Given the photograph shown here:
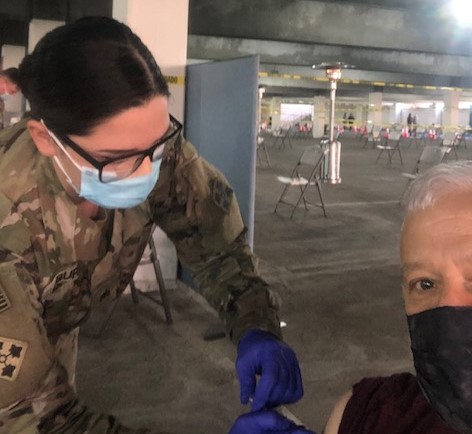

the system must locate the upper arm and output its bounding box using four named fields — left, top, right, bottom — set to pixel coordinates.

left=0, top=262, right=54, bottom=409
left=152, top=138, right=245, bottom=262
left=151, top=137, right=280, bottom=342
left=323, top=389, right=353, bottom=434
